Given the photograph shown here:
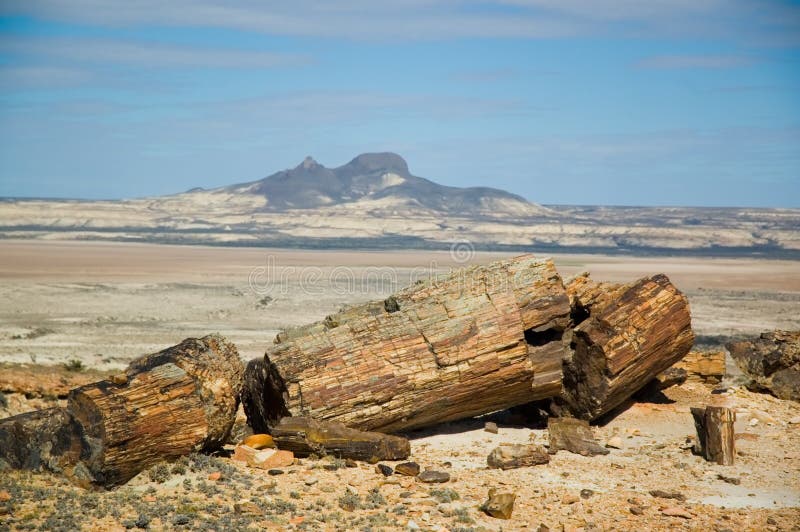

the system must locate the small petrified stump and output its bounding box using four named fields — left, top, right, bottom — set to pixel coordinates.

left=270, top=416, right=410, bottom=461
left=482, top=490, right=516, bottom=519
left=547, top=417, right=609, bottom=456
left=671, top=351, right=726, bottom=384
left=691, top=406, right=735, bottom=465
left=487, top=443, right=549, bottom=469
